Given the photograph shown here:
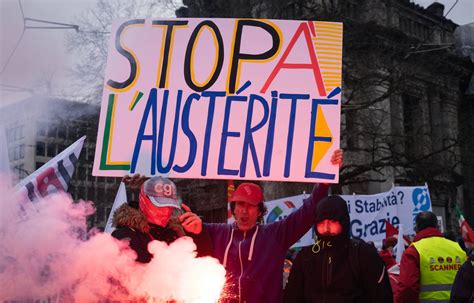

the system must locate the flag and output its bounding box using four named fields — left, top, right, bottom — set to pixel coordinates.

left=395, top=224, right=405, bottom=263
left=104, top=182, right=127, bottom=233
left=0, top=125, right=12, bottom=187
left=14, top=136, right=85, bottom=203
left=455, top=205, right=474, bottom=246
left=386, top=220, right=411, bottom=246
left=227, top=180, right=235, bottom=223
